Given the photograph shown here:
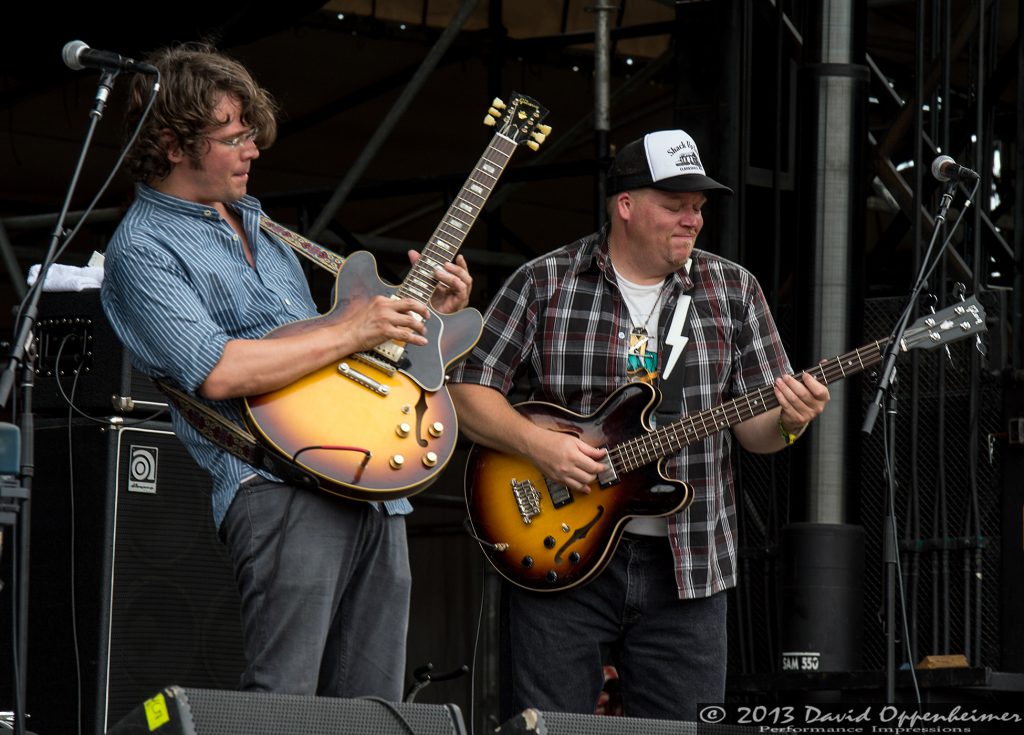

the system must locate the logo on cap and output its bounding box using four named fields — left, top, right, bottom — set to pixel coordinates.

left=665, top=139, right=703, bottom=174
